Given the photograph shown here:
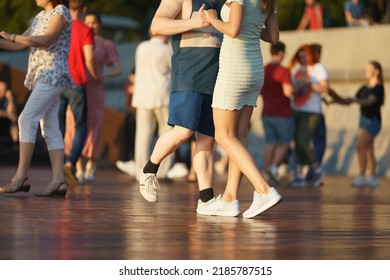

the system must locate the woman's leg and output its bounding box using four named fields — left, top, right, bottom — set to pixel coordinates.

left=39, top=85, right=66, bottom=185
left=13, top=142, right=35, bottom=181
left=223, top=106, right=253, bottom=201
left=13, top=81, right=62, bottom=182
left=365, top=135, right=376, bottom=177
left=213, top=106, right=270, bottom=196
left=356, top=128, right=372, bottom=176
